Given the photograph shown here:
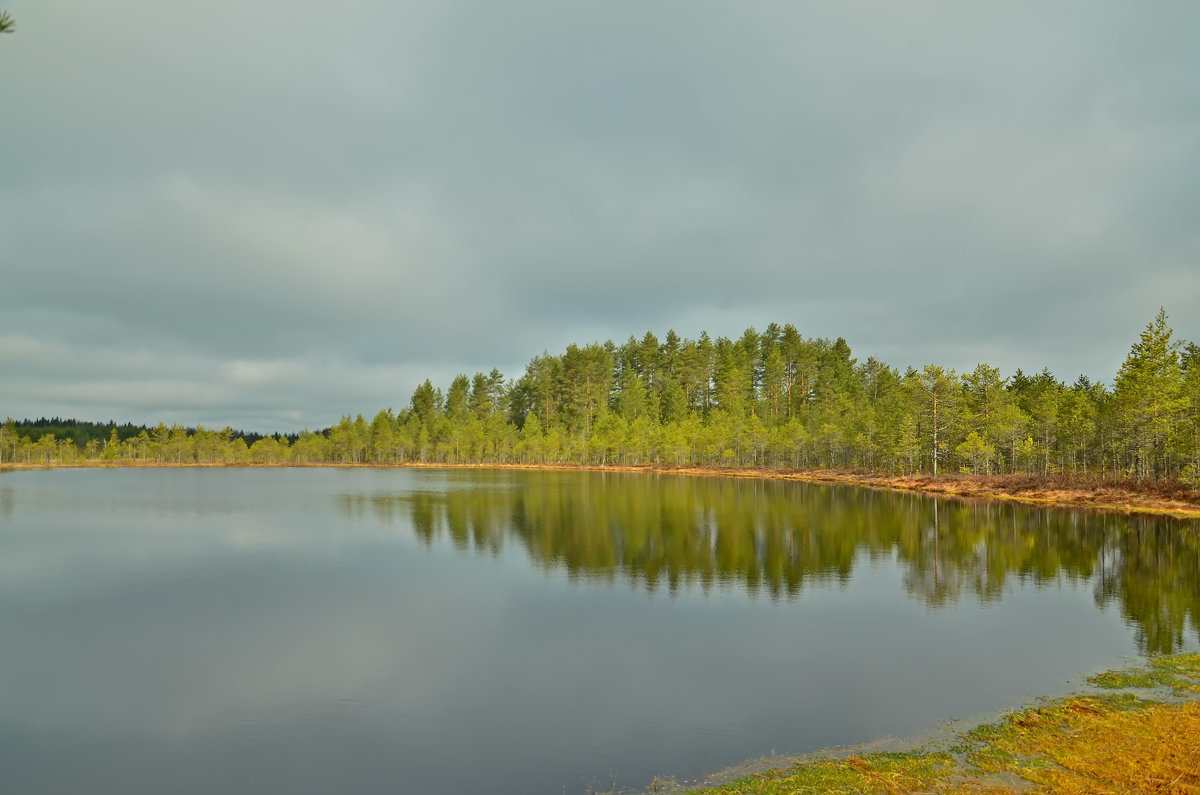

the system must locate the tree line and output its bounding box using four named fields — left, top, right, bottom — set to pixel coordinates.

left=0, top=419, right=280, bottom=466
left=4, top=309, right=1199, bottom=483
